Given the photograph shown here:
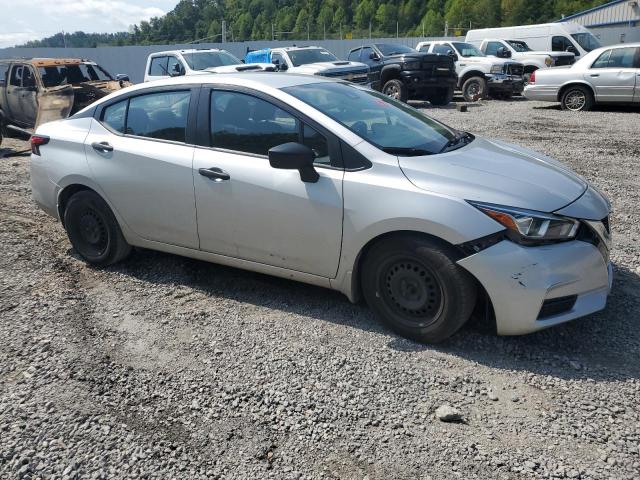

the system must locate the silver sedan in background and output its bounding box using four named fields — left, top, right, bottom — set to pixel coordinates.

left=524, top=42, right=640, bottom=111
left=30, top=74, right=612, bottom=343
